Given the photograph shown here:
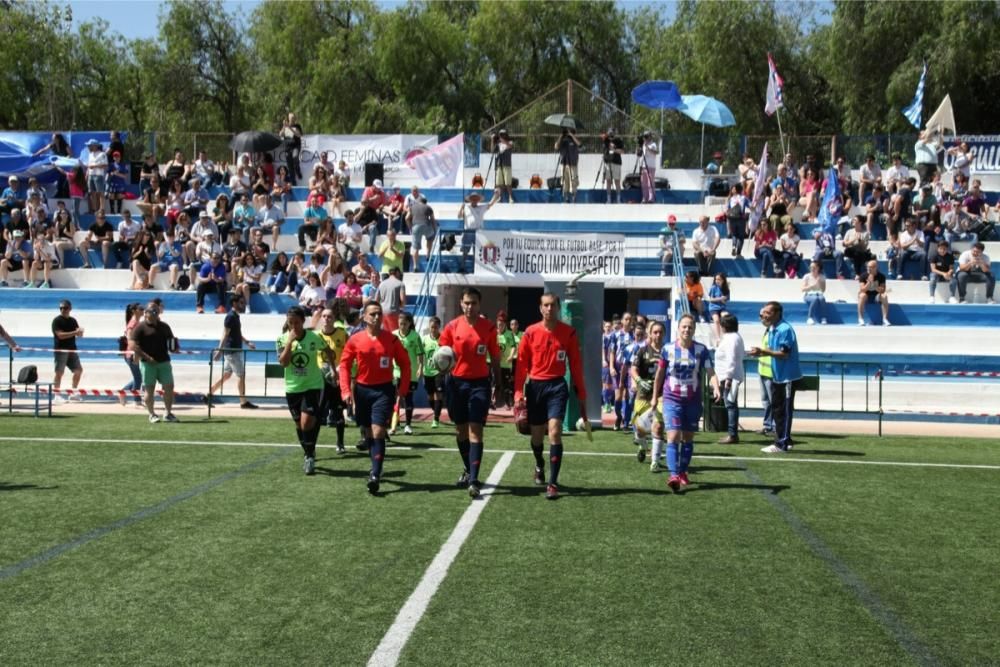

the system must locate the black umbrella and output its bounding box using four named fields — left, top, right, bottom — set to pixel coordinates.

left=544, top=113, right=585, bottom=131
left=229, top=130, right=283, bottom=154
